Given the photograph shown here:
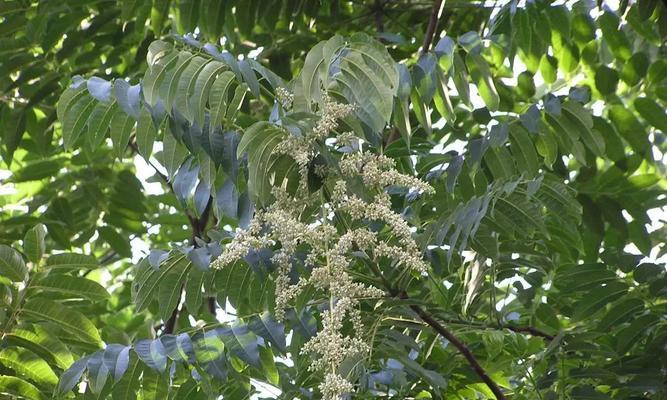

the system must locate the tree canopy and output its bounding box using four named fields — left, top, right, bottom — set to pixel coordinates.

left=1, top=0, right=666, bottom=399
